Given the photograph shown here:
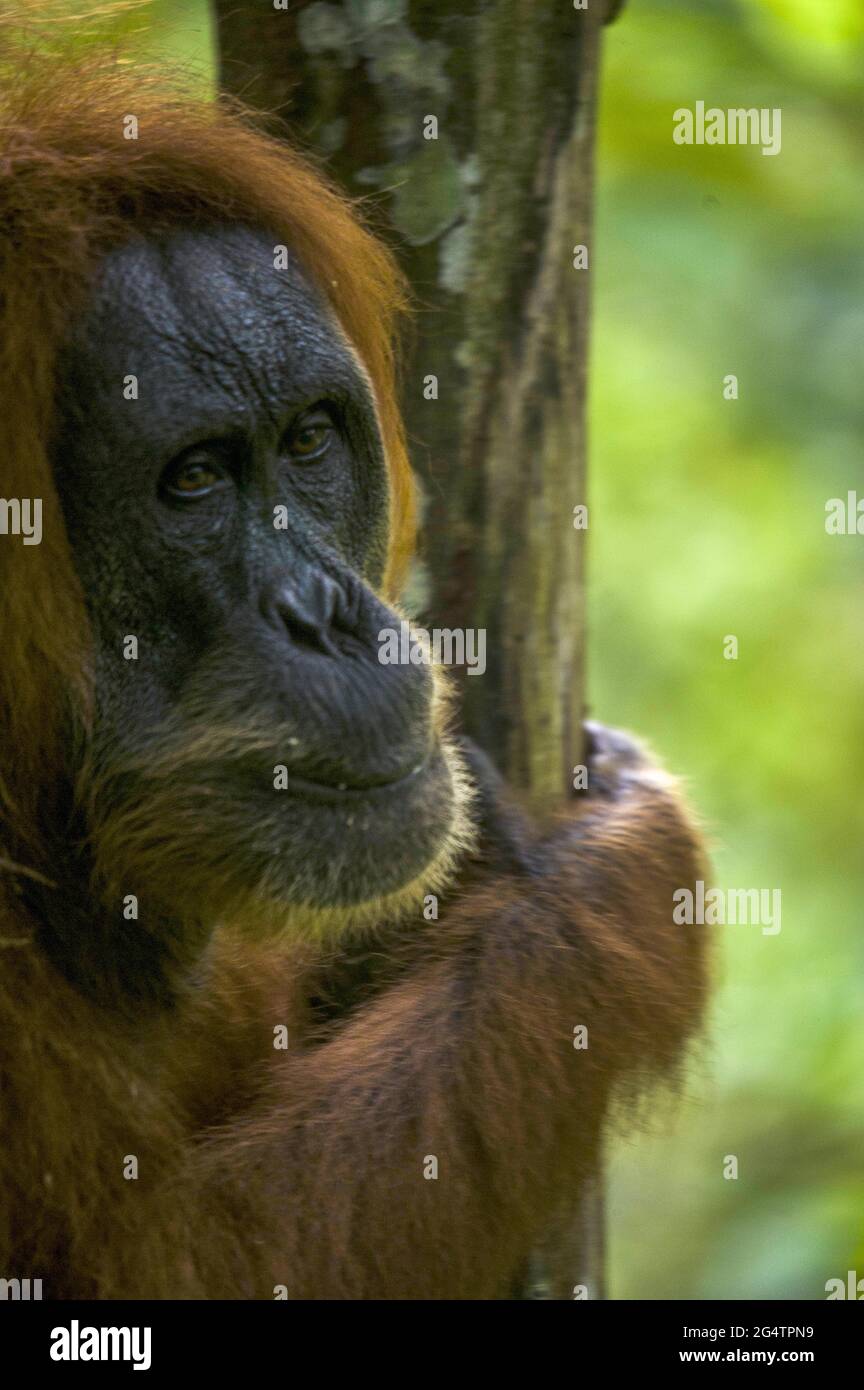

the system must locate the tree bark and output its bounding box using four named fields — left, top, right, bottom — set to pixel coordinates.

left=213, top=0, right=618, bottom=1300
